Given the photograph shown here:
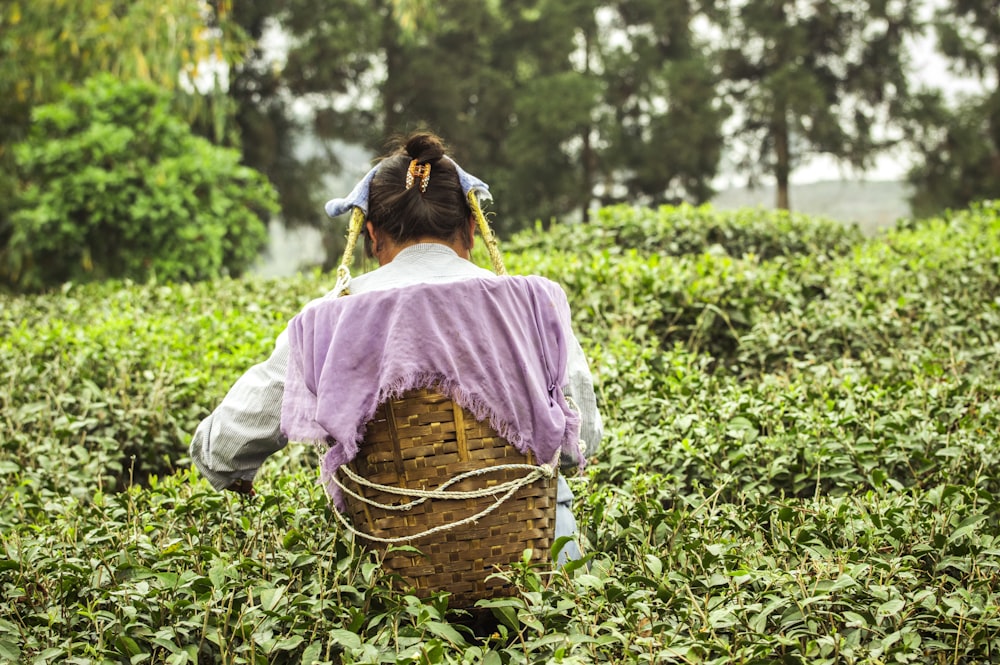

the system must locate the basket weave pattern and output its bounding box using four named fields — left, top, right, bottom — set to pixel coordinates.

left=340, top=388, right=557, bottom=608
